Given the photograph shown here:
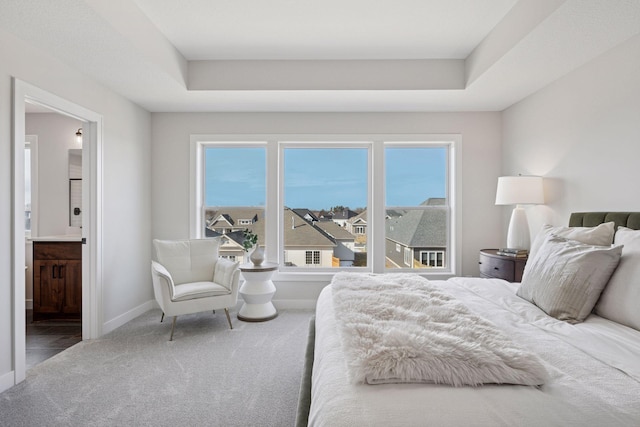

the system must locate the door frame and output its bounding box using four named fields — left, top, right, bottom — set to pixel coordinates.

left=12, top=78, right=103, bottom=384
